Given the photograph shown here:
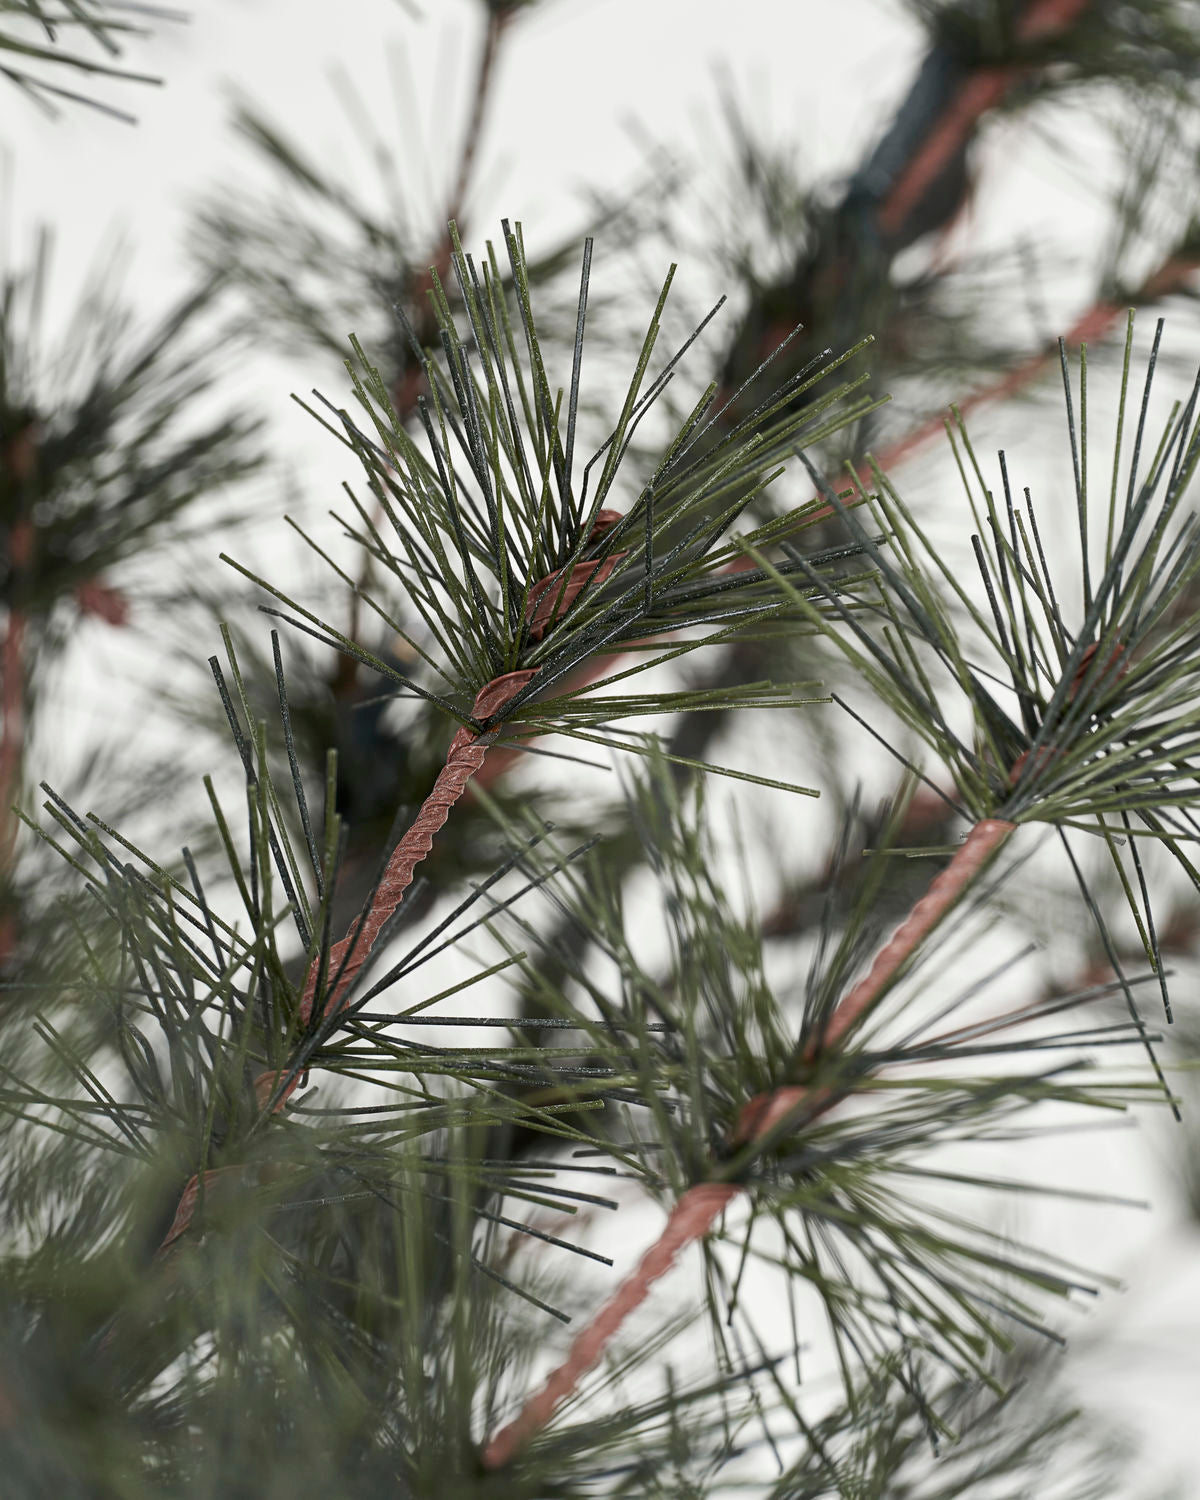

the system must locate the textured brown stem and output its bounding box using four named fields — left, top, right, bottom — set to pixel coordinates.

left=724, top=250, right=1199, bottom=584
left=812, top=818, right=1015, bottom=1055
left=156, top=1164, right=245, bottom=1256
left=0, top=606, right=26, bottom=874
left=256, top=668, right=537, bottom=1112
left=480, top=818, right=1015, bottom=1465
left=471, top=512, right=623, bottom=787
left=306, top=669, right=537, bottom=1023
left=160, top=668, right=537, bottom=1257
left=524, top=553, right=628, bottom=642
left=473, top=661, right=596, bottom=790
left=862, top=249, right=1198, bottom=481
left=481, top=1182, right=740, bottom=1469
